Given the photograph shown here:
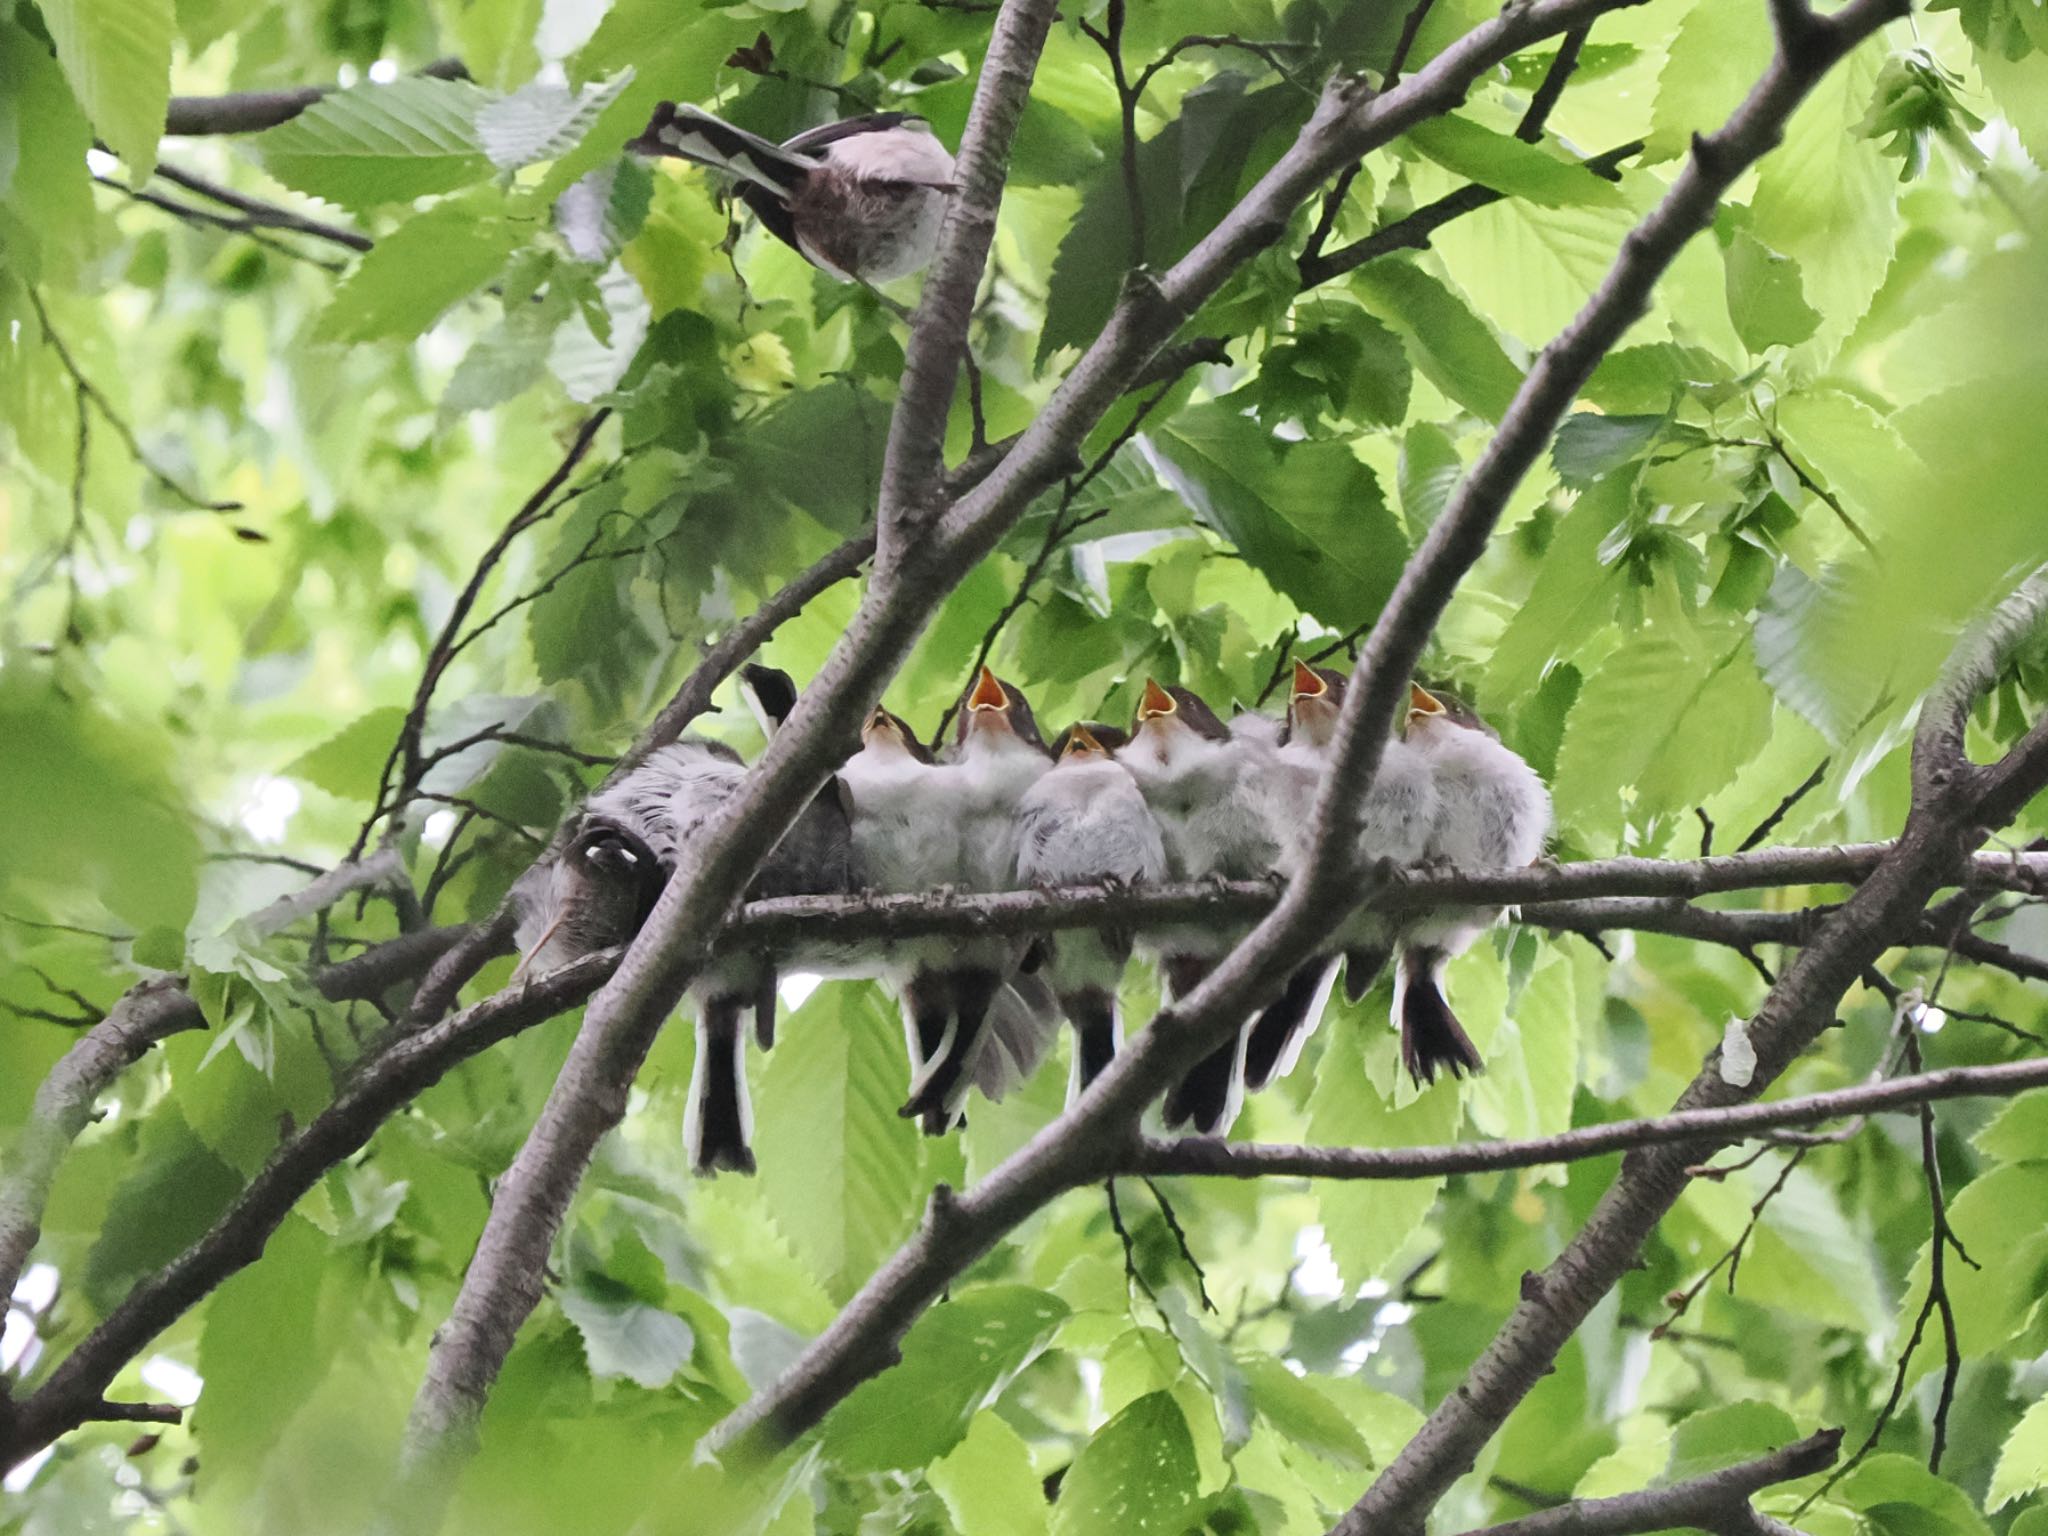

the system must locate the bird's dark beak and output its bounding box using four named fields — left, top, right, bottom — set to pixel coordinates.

left=968, top=666, right=1008, bottom=714
left=1292, top=660, right=1326, bottom=701
left=1136, top=678, right=1176, bottom=723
